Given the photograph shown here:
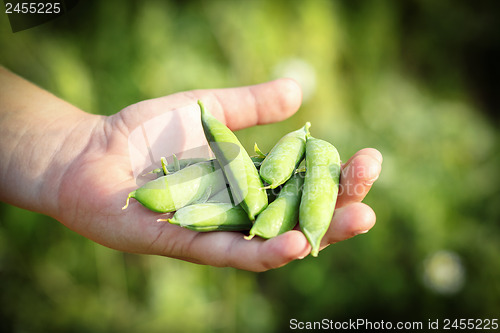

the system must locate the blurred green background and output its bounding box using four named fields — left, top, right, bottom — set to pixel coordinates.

left=1, top=0, right=499, bottom=332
